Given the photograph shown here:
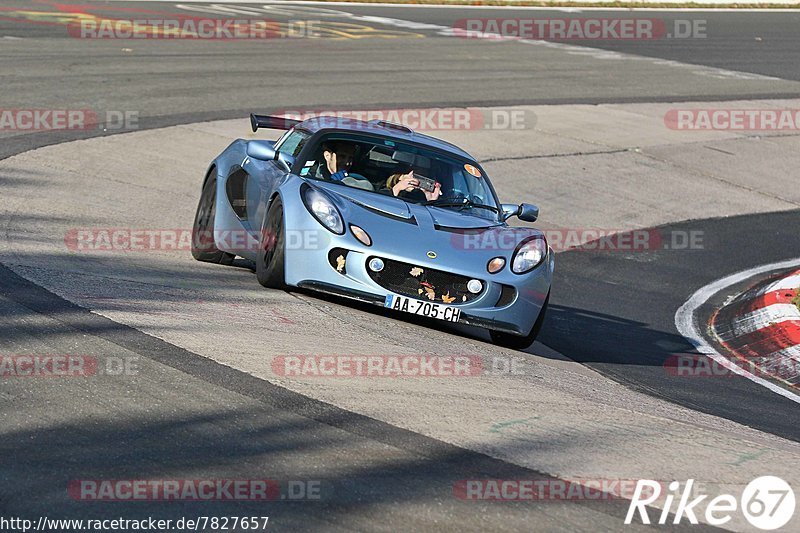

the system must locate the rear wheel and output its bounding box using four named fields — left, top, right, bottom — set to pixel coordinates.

left=490, top=292, right=549, bottom=350
left=256, top=198, right=287, bottom=289
left=191, top=174, right=235, bottom=265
